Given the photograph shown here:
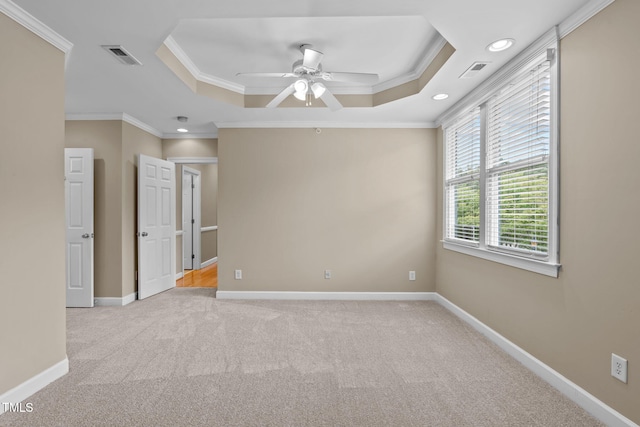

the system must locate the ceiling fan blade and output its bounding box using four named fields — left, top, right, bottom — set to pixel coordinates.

left=266, top=84, right=296, bottom=108
left=302, top=48, right=323, bottom=70
left=317, top=84, right=343, bottom=111
left=321, top=72, right=379, bottom=85
left=236, top=72, right=297, bottom=78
